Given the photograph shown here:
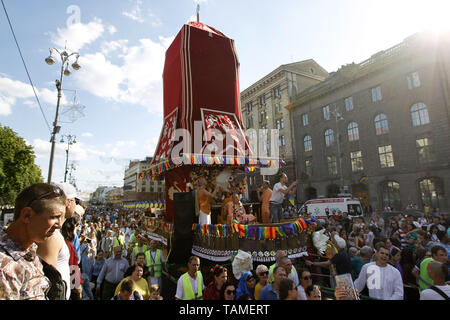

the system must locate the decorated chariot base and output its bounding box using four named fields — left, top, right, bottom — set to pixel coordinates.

left=143, top=216, right=316, bottom=263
